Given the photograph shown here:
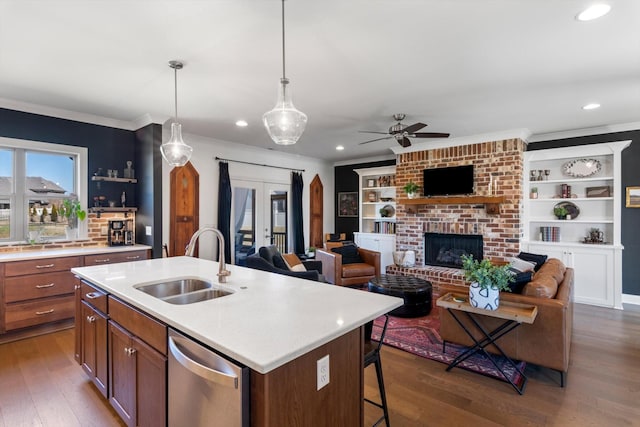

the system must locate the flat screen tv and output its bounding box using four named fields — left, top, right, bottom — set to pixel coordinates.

left=423, top=165, right=474, bottom=196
